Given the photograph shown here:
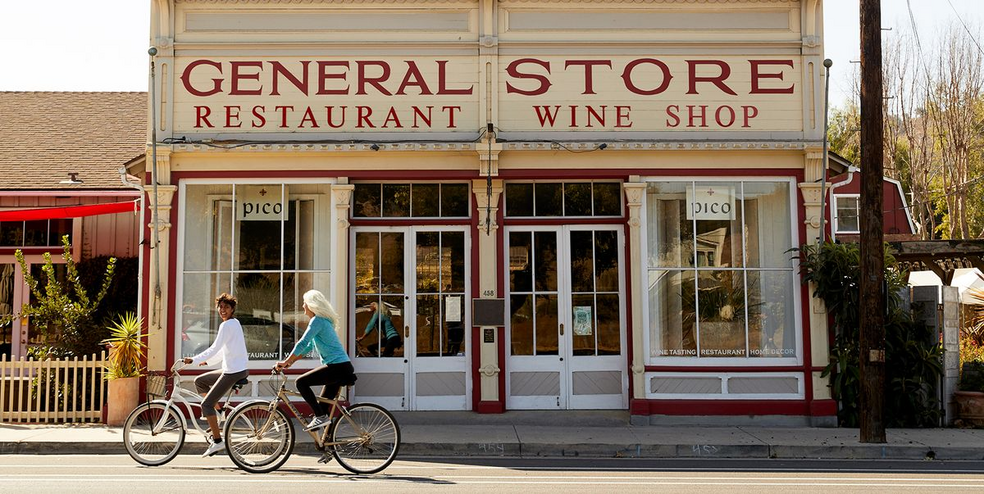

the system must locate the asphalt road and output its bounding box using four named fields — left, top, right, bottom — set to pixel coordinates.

left=2, top=455, right=984, bottom=493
